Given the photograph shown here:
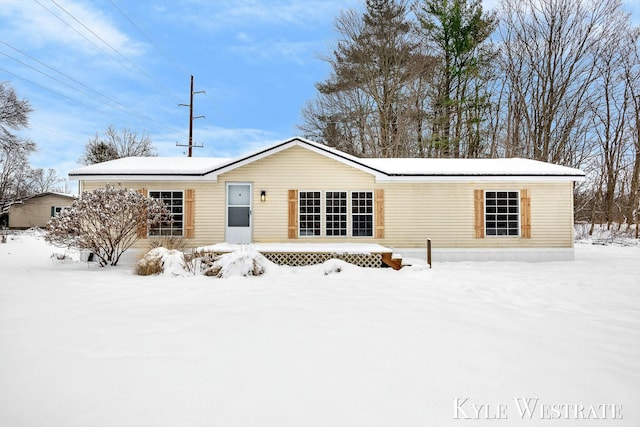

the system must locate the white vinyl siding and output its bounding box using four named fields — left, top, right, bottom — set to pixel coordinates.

left=78, top=146, right=576, bottom=250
